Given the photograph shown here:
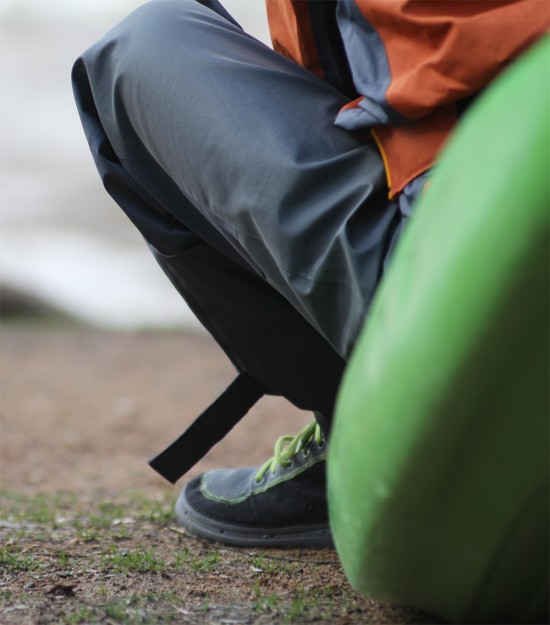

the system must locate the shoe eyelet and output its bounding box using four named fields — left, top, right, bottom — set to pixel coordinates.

left=301, top=448, right=310, bottom=459
left=316, top=439, right=326, bottom=451
left=275, top=461, right=293, bottom=475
